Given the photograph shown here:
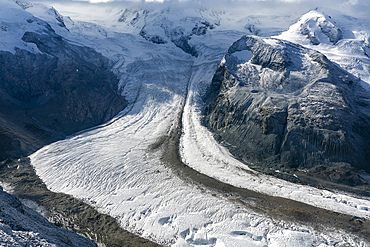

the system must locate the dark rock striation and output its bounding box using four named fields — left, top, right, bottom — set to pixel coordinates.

left=203, top=35, right=370, bottom=186
left=0, top=23, right=126, bottom=160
